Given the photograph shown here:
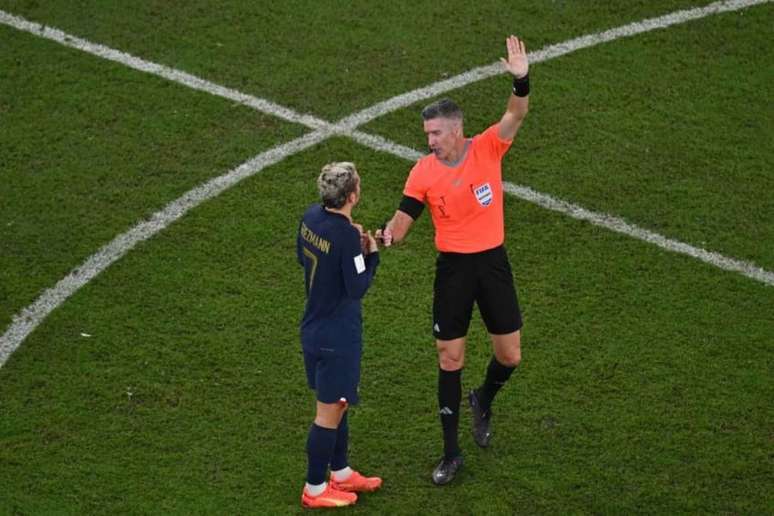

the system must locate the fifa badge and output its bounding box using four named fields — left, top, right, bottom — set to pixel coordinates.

left=474, top=183, right=493, bottom=207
